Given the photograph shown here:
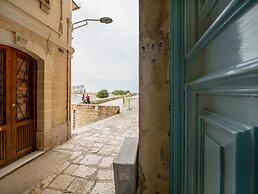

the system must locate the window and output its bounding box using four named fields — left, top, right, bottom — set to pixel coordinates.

left=39, top=0, right=53, bottom=14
